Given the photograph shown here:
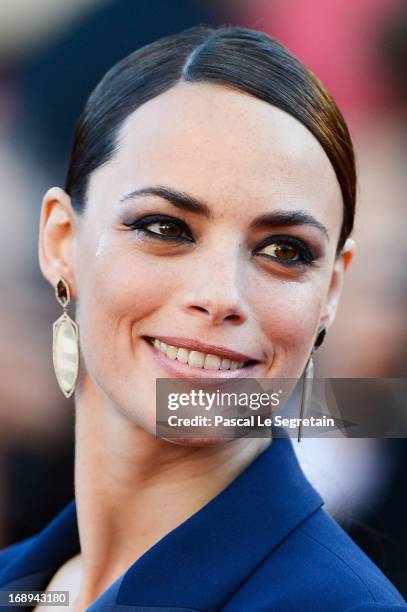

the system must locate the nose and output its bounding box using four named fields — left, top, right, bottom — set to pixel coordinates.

left=180, top=244, right=248, bottom=327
